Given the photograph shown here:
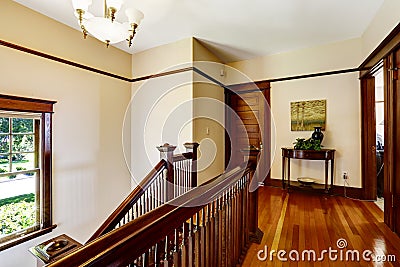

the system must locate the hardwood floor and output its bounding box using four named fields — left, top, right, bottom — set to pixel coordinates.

left=243, top=186, right=400, bottom=266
